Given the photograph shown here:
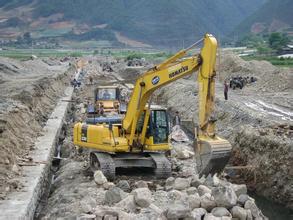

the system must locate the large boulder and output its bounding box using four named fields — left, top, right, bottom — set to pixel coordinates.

left=232, top=184, right=247, bottom=197
left=190, top=175, right=205, bottom=188
left=211, top=186, right=237, bottom=208
left=138, top=204, right=166, bottom=220
left=95, top=205, right=134, bottom=220
left=135, top=180, right=148, bottom=188
left=244, top=200, right=266, bottom=219
left=198, top=185, right=212, bottom=196
left=231, top=206, right=248, bottom=220
left=203, top=213, right=221, bottom=220
left=116, top=180, right=130, bottom=192
left=186, top=187, right=198, bottom=195
left=165, top=177, right=175, bottom=191
left=211, top=207, right=231, bottom=217
left=170, top=126, right=190, bottom=143
left=188, top=194, right=201, bottom=209
left=190, top=208, right=207, bottom=220
left=165, top=177, right=175, bottom=186
left=103, top=182, right=115, bottom=190
left=237, top=194, right=250, bottom=206
left=165, top=203, right=191, bottom=219
left=132, top=188, right=152, bottom=208
left=94, top=170, right=107, bottom=185
left=167, top=190, right=187, bottom=202
left=104, top=187, right=127, bottom=205
left=115, top=195, right=137, bottom=213
left=200, top=193, right=217, bottom=211
left=173, top=177, right=190, bottom=190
